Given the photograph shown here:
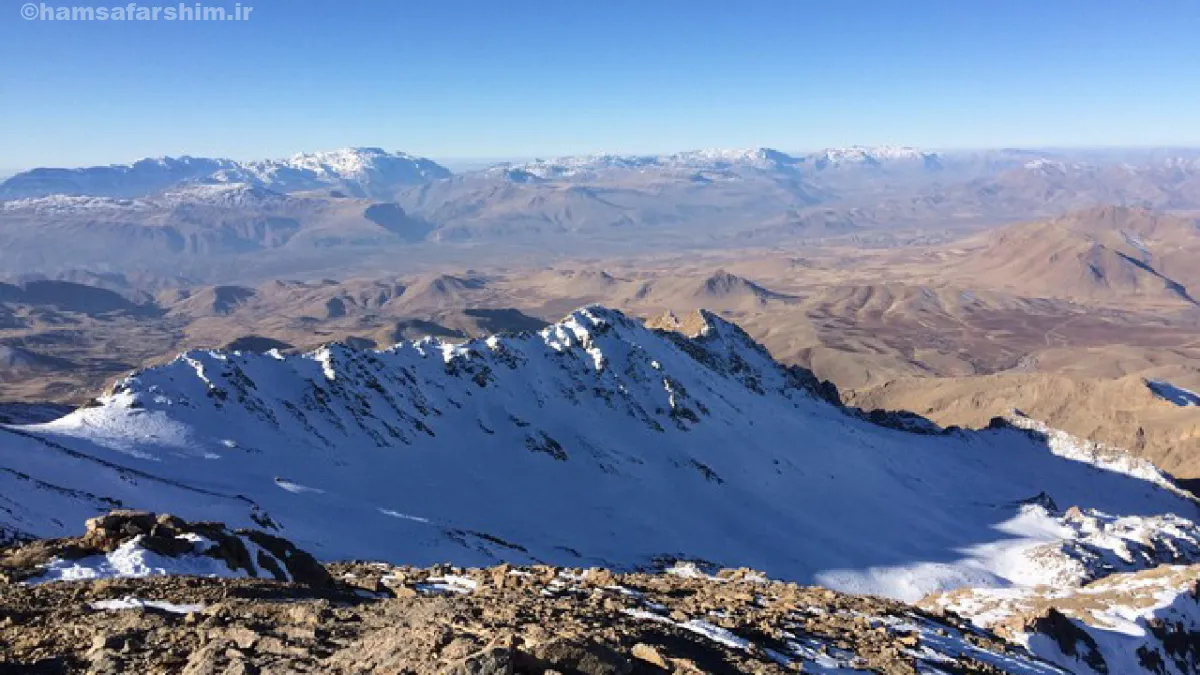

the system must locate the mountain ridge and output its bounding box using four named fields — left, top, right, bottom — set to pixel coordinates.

left=948, top=205, right=1200, bottom=305
left=0, top=305, right=1194, bottom=604
left=0, top=147, right=452, bottom=201
left=0, top=144, right=950, bottom=202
